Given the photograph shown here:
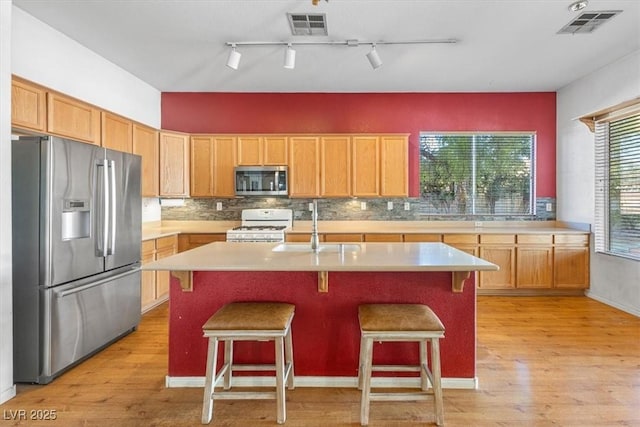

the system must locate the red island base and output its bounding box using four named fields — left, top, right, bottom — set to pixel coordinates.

left=168, top=271, right=476, bottom=385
